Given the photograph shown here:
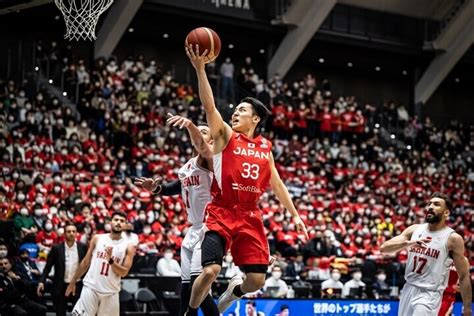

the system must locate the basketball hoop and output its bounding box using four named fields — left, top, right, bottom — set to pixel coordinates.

left=54, top=0, right=114, bottom=41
